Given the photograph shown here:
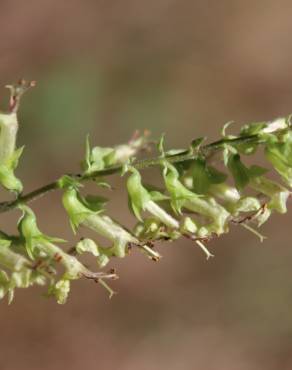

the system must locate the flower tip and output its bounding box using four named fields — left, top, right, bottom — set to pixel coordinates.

left=18, top=79, right=36, bottom=88
left=5, top=79, right=36, bottom=113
